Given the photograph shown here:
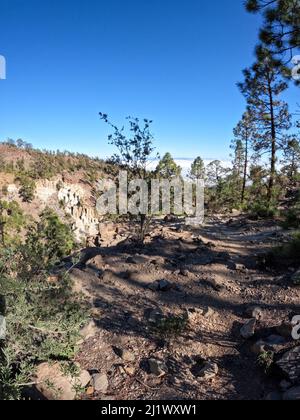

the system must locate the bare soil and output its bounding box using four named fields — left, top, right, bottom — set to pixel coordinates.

left=74, top=216, right=300, bottom=400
